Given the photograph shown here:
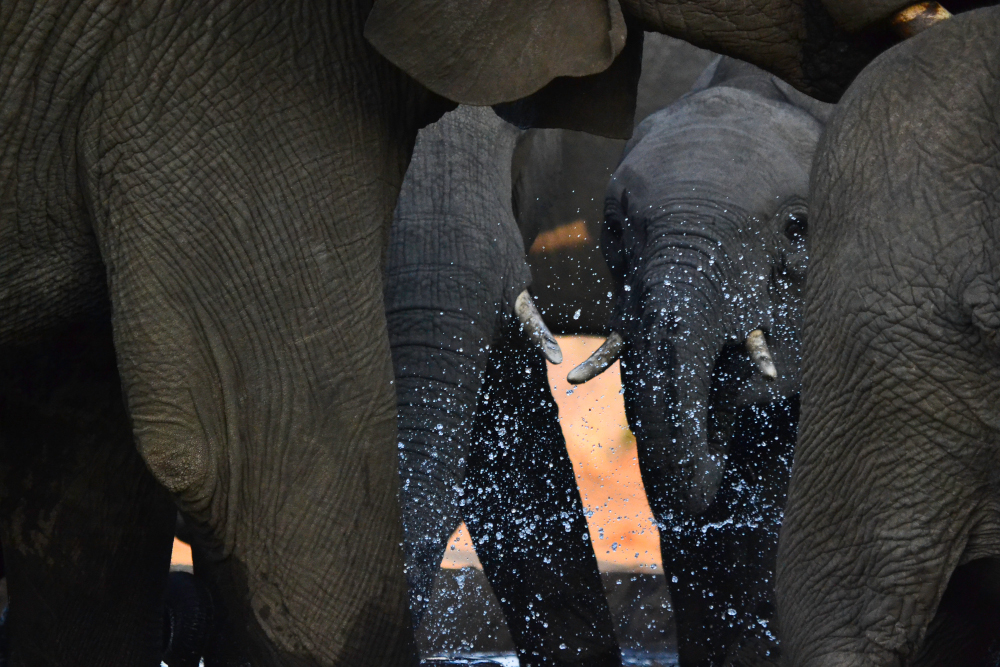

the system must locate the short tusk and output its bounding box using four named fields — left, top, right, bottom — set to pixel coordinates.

left=515, top=290, right=563, bottom=364
left=745, top=329, right=777, bottom=381
left=890, top=2, right=951, bottom=39
left=566, top=331, right=625, bottom=384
